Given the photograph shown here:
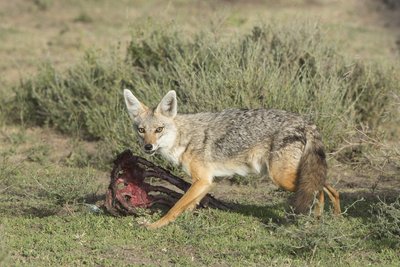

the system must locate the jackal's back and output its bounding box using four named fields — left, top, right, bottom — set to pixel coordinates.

left=175, top=108, right=311, bottom=161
